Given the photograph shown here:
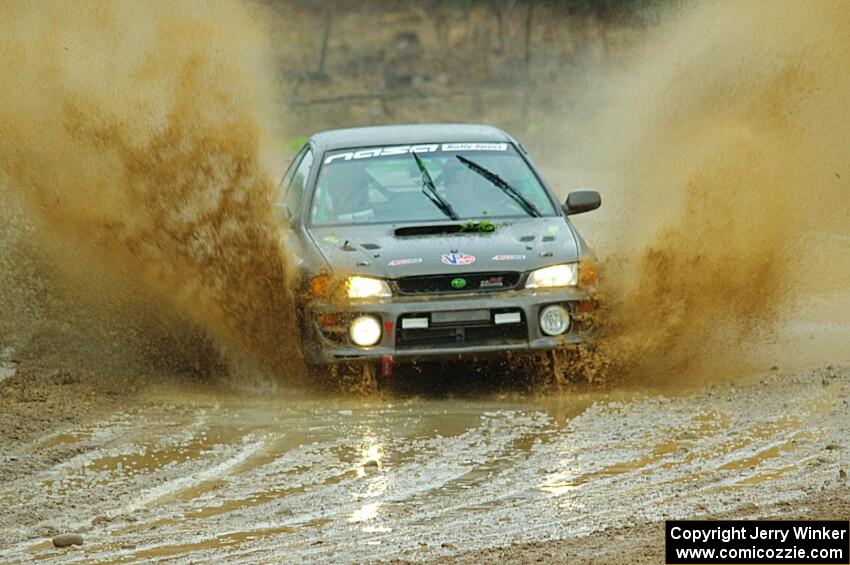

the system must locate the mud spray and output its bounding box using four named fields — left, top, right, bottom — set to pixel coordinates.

left=561, top=0, right=850, bottom=383
left=0, top=1, right=847, bottom=389
left=0, top=1, right=303, bottom=382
